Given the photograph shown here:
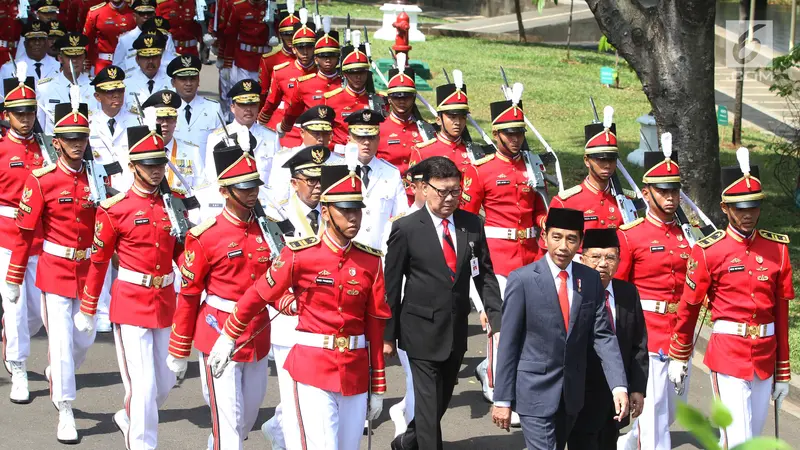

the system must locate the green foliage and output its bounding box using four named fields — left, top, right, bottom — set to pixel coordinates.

left=598, top=35, right=616, bottom=53
left=762, top=45, right=800, bottom=98
left=535, top=0, right=558, bottom=14
left=675, top=401, right=790, bottom=450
